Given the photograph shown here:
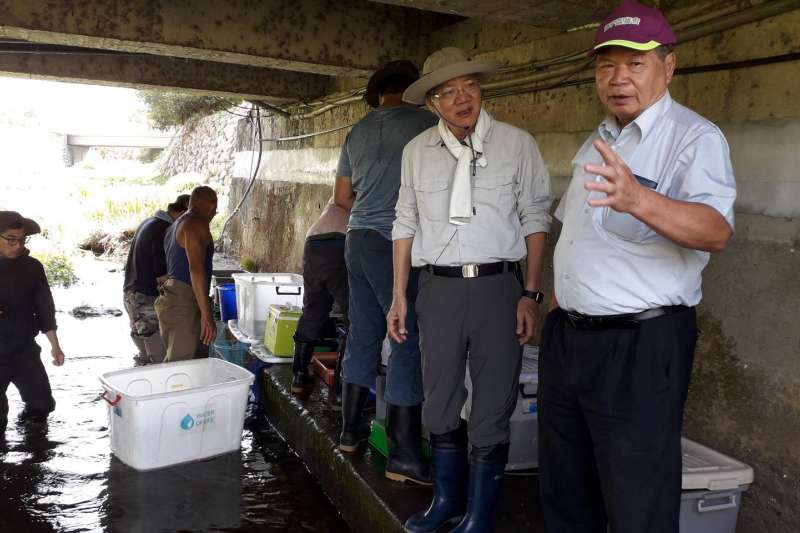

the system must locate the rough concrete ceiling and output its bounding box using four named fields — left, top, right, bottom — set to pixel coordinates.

left=0, top=0, right=456, bottom=78
left=368, top=0, right=615, bottom=29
